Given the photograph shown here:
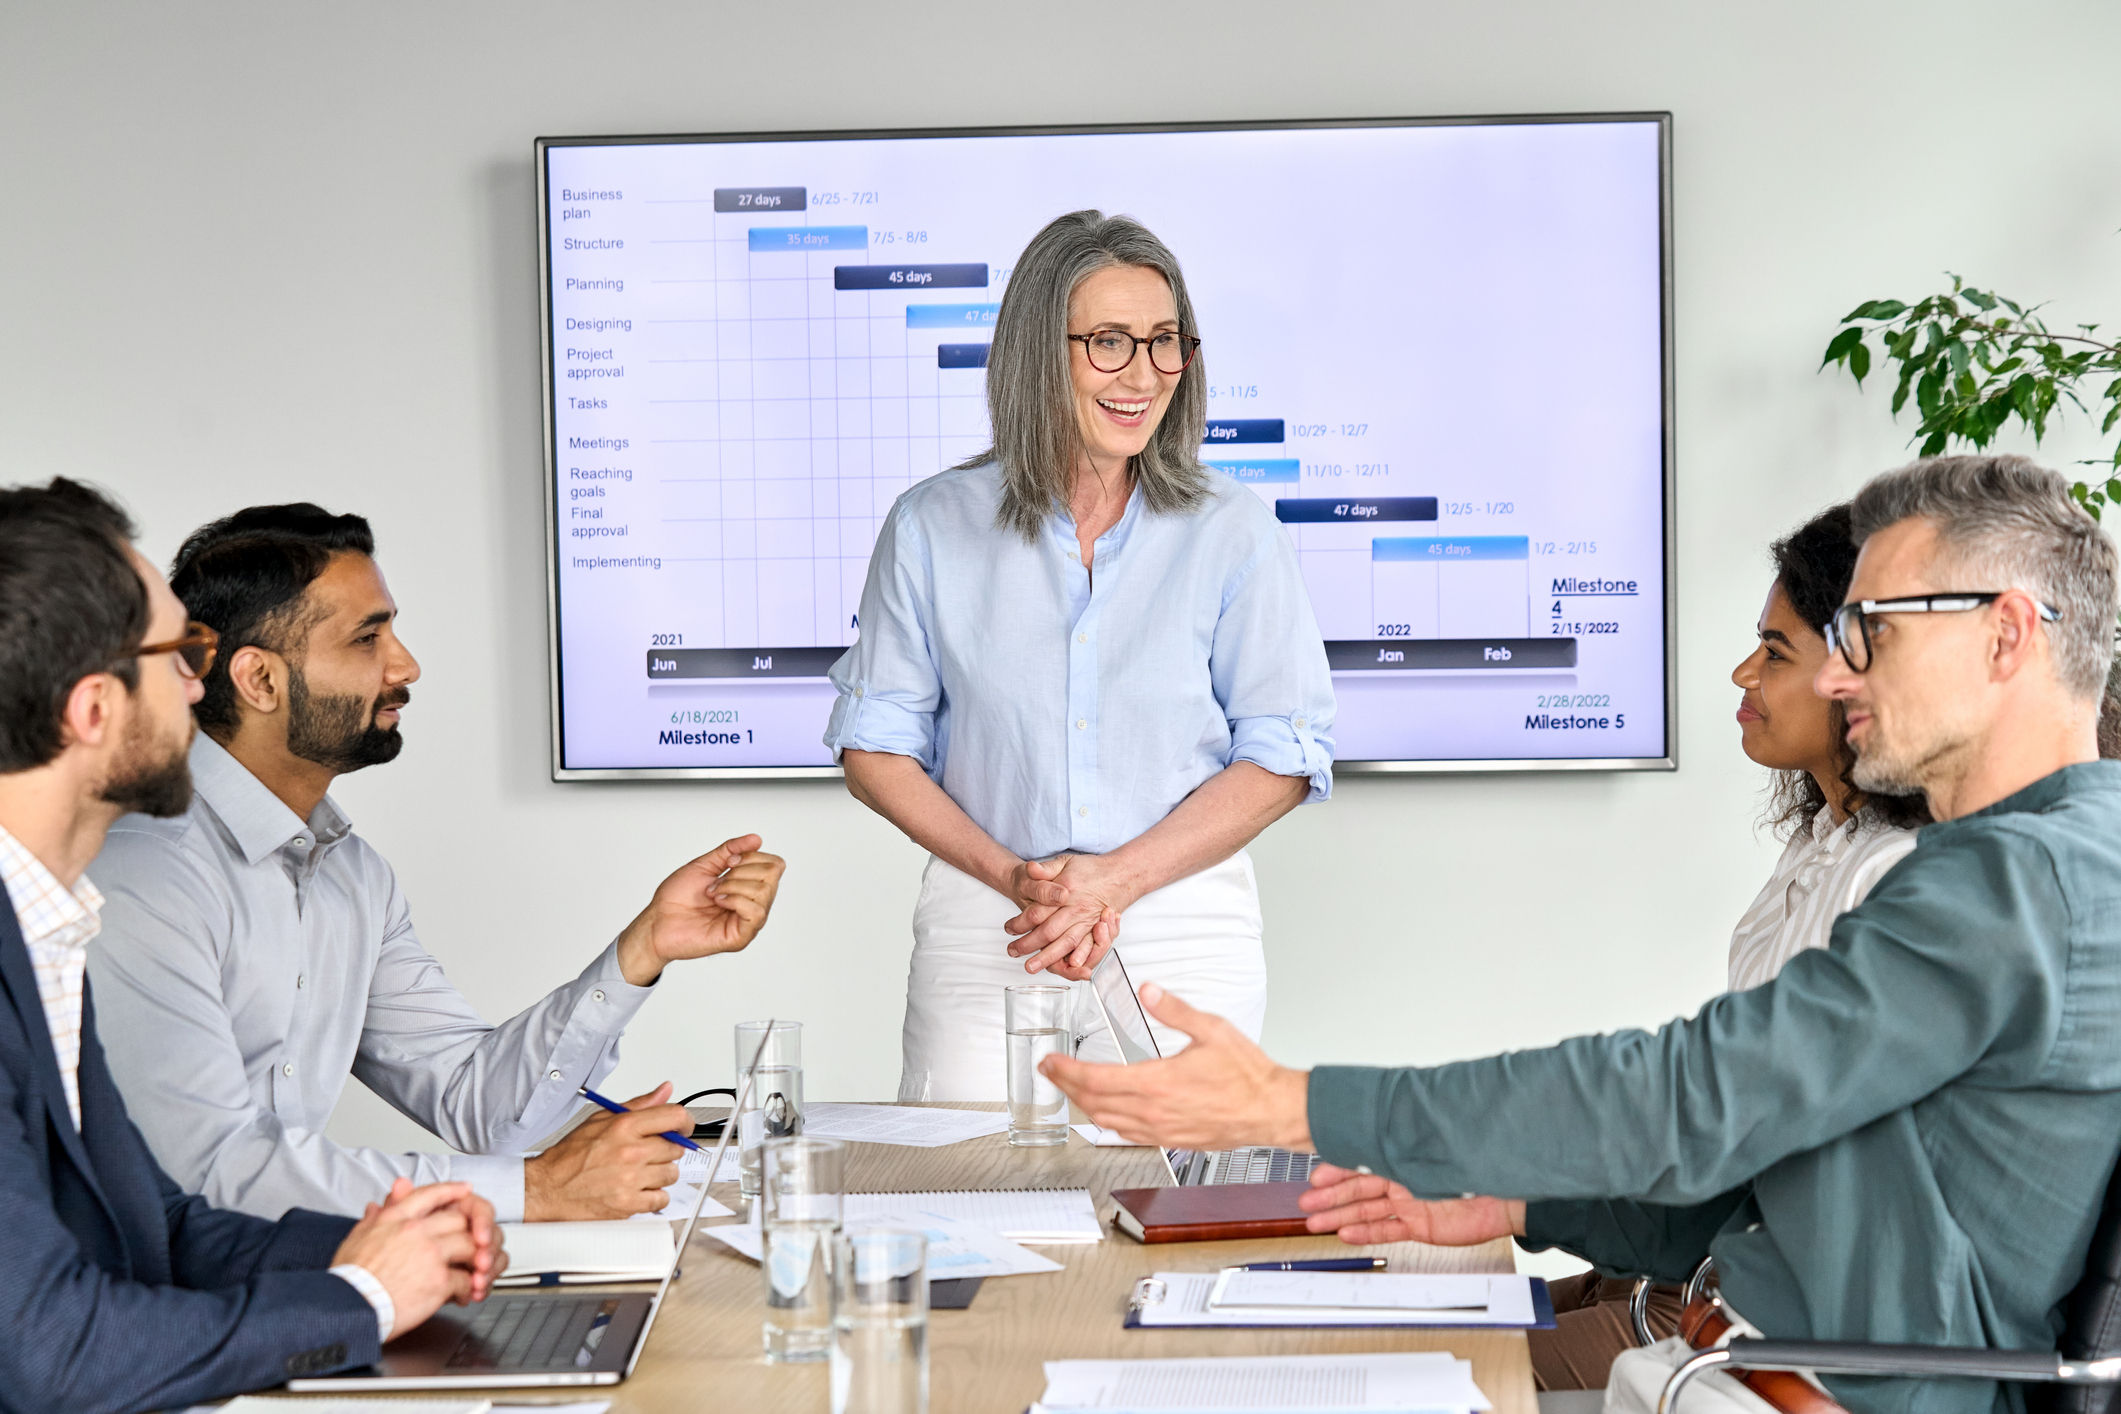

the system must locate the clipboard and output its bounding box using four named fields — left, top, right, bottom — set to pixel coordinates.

left=1123, top=1272, right=1557, bottom=1330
